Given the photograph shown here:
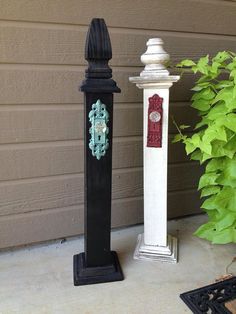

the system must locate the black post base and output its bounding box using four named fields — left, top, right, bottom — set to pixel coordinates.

left=73, top=251, right=124, bottom=286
